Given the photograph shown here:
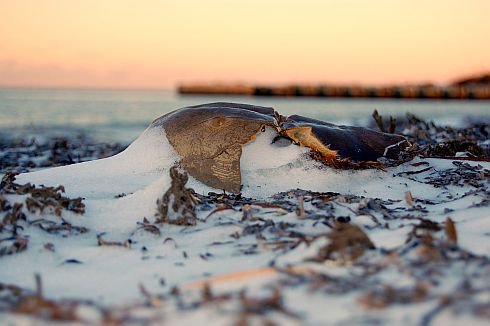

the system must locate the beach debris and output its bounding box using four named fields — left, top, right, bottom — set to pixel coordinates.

left=204, top=204, right=234, bottom=221
left=29, top=218, right=89, bottom=235
left=153, top=102, right=409, bottom=192
left=200, top=283, right=231, bottom=305
left=133, top=217, right=161, bottom=236
left=295, top=195, right=306, bottom=218
left=426, top=161, right=489, bottom=188
left=433, top=140, right=485, bottom=158
left=97, top=233, right=131, bottom=249
left=313, top=223, right=375, bottom=262
left=155, top=166, right=198, bottom=225
left=241, top=204, right=255, bottom=221
left=405, top=191, right=414, bottom=206
left=0, top=275, right=160, bottom=324
left=138, top=283, right=163, bottom=307
left=0, top=203, right=26, bottom=234
left=282, top=114, right=407, bottom=164
left=0, top=133, right=127, bottom=174
left=445, top=217, right=458, bottom=244
left=372, top=109, right=397, bottom=133
left=1, top=173, right=85, bottom=215
left=237, top=288, right=299, bottom=323
left=0, top=172, right=86, bottom=259
left=43, top=242, right=55, bottom=252
left=400, top=113, right=490, bottom=160
left=0, top=235, right=29, bottom=257
left=0, top=195, right=9, bottom=211
left=9, top=274, right=79, bottom=321
left=358, top=282, right=429, bottom=309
